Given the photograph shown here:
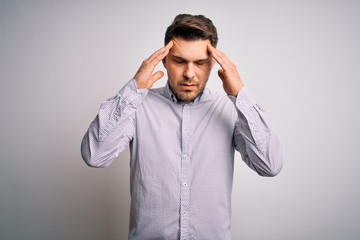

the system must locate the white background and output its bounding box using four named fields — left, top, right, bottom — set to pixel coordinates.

left=1, top=0, right=359, bottom=239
